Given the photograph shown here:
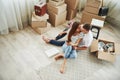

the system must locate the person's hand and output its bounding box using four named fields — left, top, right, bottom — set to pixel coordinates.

left=59, top=32, right=66, bottom=36
left=59, top=32, right=64, bottom=35
left=66, top=41, right=71, bottom=46
left=73, top=46, right=78, bottom=50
